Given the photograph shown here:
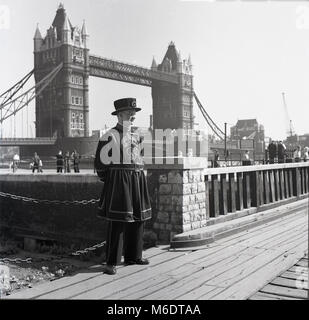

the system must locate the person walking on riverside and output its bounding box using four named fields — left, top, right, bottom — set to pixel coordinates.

left=294, top=145, right=302, bottom=162
left=94, top=97, right=152, bottom=275
left=56, top=150, right=64, bottom=173
left=64, top=151, right=71, bottom=173
left=32, top=152, right=41, bottom=173
left=72, top=150, right=80, bottom=173
left=303, top=147, right=309, bottom=162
